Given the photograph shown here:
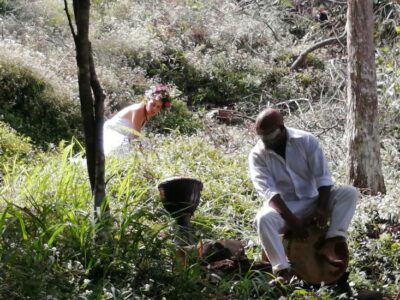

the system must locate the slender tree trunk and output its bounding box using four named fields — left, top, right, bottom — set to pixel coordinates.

left=65, top=0, right=108, bottom=217
left=346, top=0, right=386, bottom=195
left=72, top=0, right=96, bottom=190
left=89, top=44, right=106, bottom=212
